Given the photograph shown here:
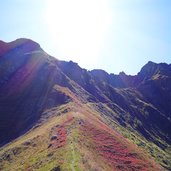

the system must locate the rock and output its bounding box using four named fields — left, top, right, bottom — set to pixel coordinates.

left=50, top=135, right=58, bottom=141
left=23, top=140, right=31, bottom=146
left=48, top=144, right=52, bottom=148
left=47, top=152, right=53, bottom=157
left=50, top=166, right=61, bottom=171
